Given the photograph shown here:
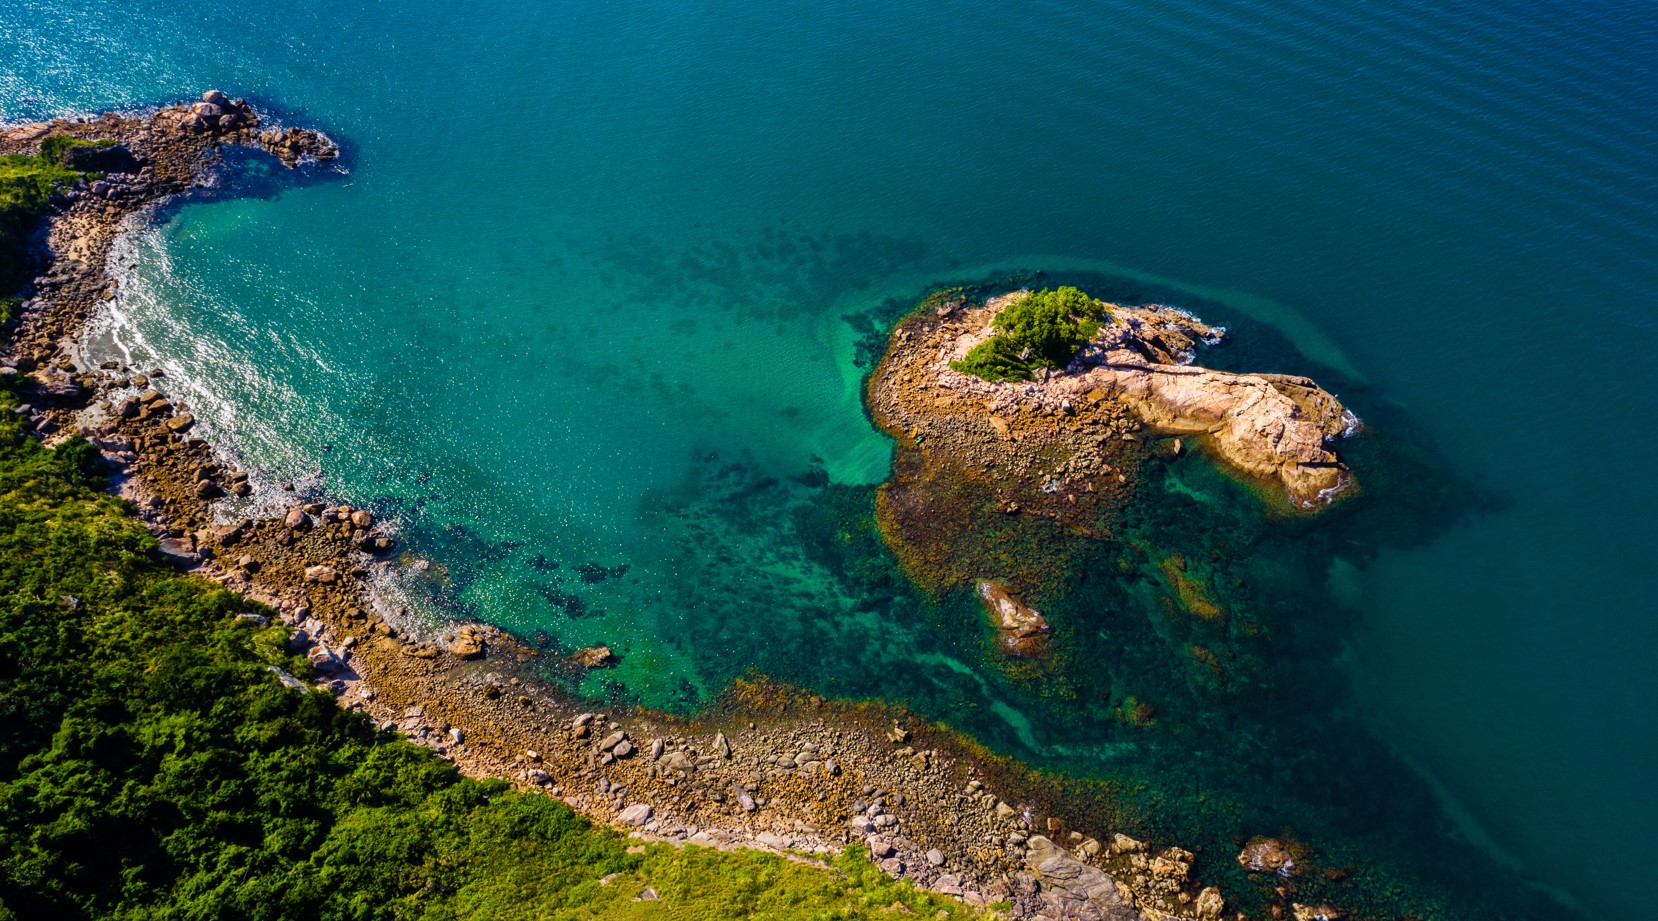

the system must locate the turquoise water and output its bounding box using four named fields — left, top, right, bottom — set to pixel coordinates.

left=6, top=0, right=1657, bottom=916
